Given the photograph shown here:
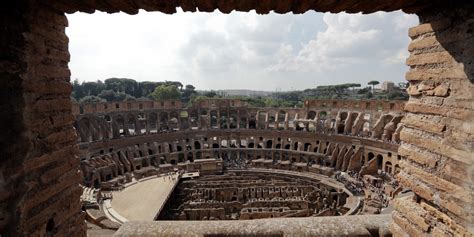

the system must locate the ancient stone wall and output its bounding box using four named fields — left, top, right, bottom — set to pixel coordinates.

left=73, top=100, right=404, bottom=144
left=392, top=3, right=474, bottom=236
left=2, top=0, right=473, bottom=236
left=1, top=1, right=84, bottom=236
left=79, top=130, right=400, bottom=188
left=304, top=99, right=405, bottom=112
left=159, top=171, right=349, bottom=221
